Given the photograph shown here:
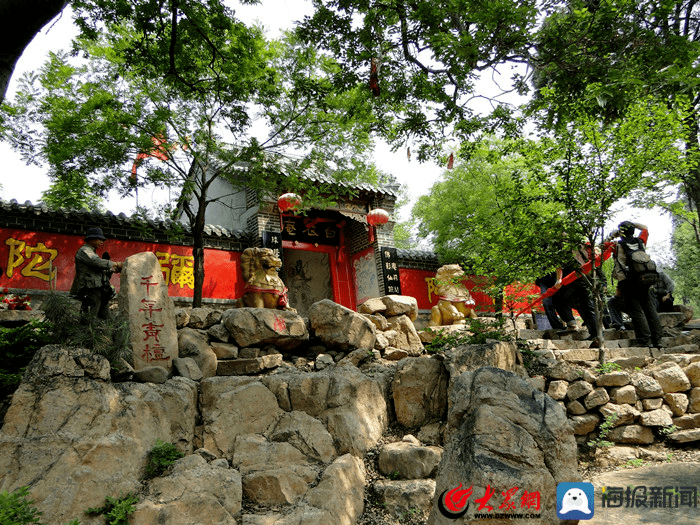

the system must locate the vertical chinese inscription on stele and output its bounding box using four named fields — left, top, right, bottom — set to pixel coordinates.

left=120, top=252, right=178, bottom=371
